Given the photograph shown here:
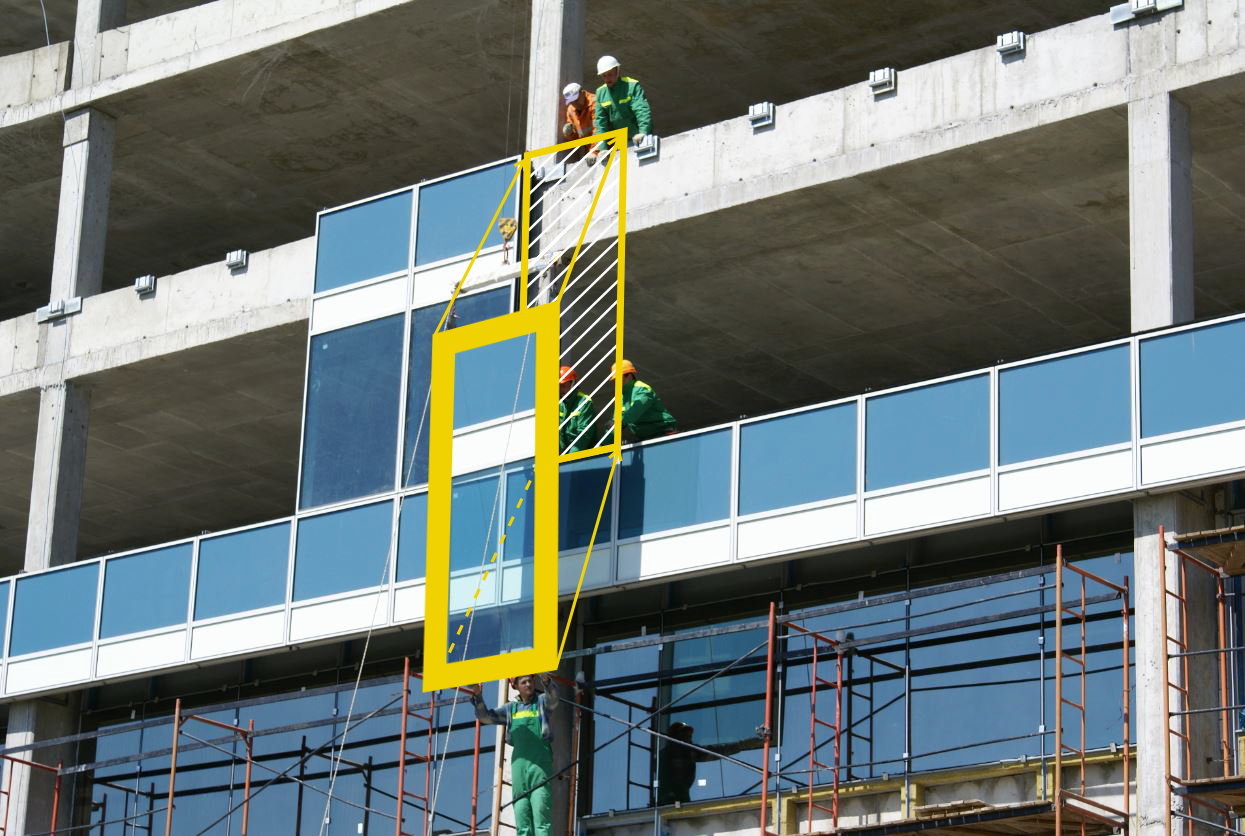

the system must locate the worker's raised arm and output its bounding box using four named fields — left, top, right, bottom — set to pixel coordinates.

left=630, top=81, right=652, bottom=136
left=470, top=684, right=508, bottom=726
left=539, top=673, right=560, bottom=709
